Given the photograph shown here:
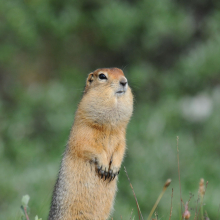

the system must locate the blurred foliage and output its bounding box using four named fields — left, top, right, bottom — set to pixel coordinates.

left=0, top=0, right=220, bottom=219
left=20, top=195, right=42, bottom=220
